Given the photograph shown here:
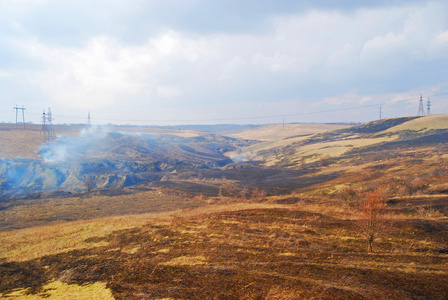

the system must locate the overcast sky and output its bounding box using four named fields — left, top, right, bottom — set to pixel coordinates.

left=0, top=0, right=447, bottom=125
